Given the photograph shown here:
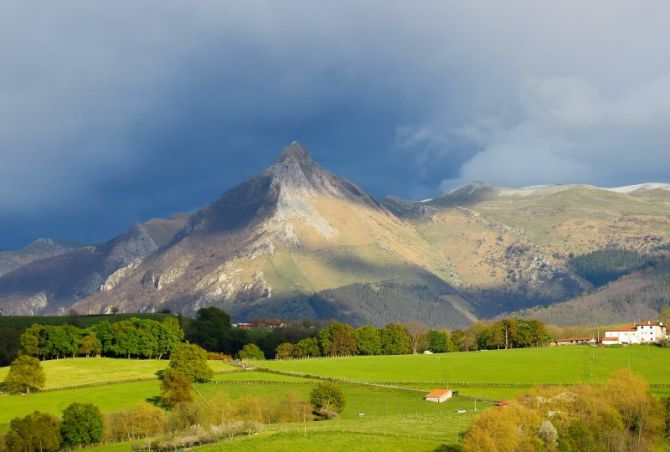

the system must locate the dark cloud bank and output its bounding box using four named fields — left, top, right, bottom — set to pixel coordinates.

left=1, top=1, right=669, bottom=249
